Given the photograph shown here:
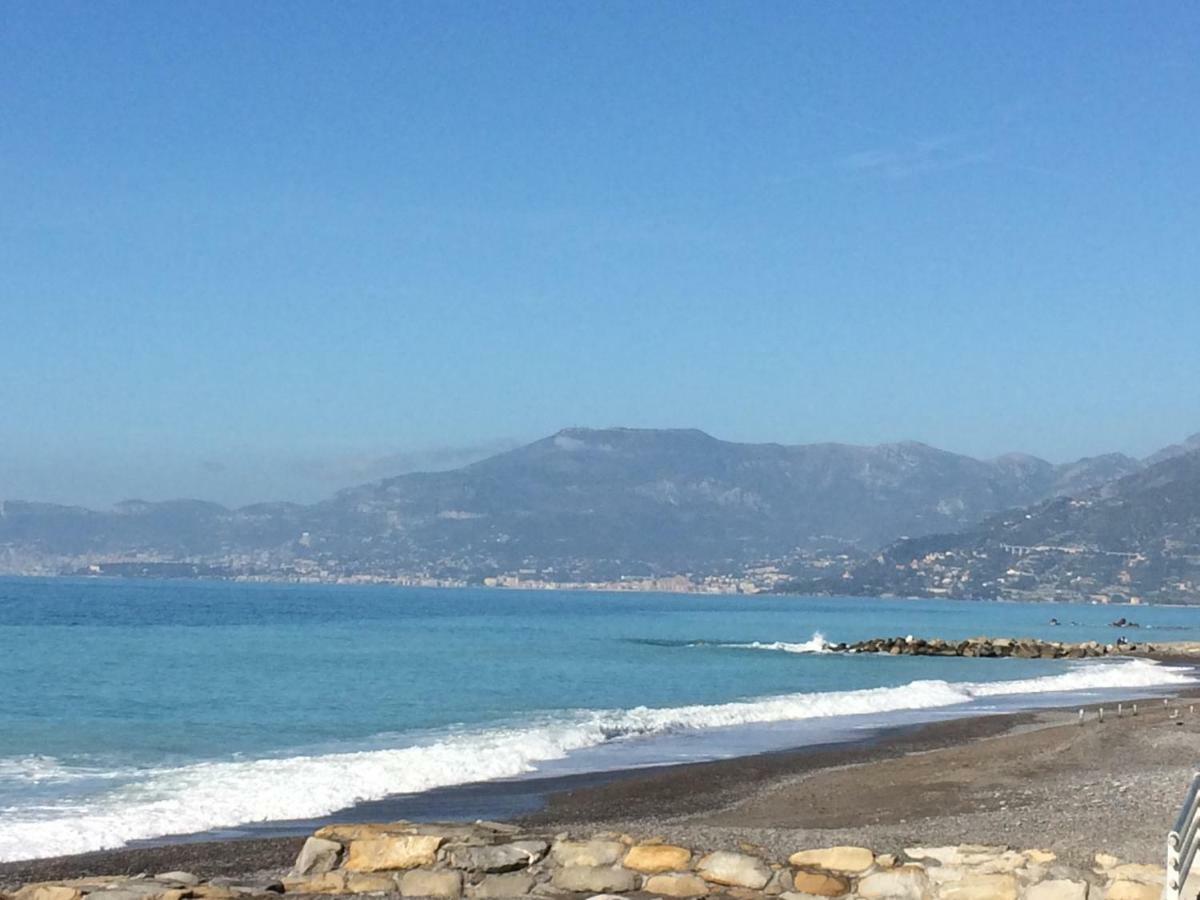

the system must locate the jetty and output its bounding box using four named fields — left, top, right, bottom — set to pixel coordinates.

left=826, top=636, right=1200, bottom=660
